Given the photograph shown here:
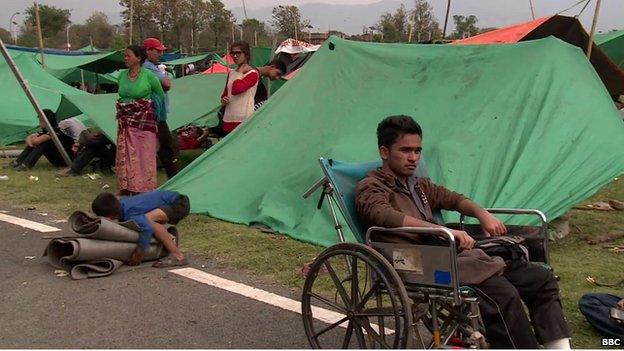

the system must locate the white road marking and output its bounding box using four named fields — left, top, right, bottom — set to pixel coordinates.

left=0, top=213, right=61, bottom=232
left=170, top=267, right=394, bottom=334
